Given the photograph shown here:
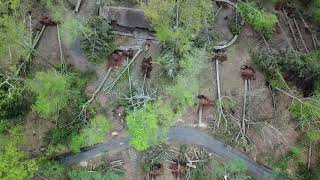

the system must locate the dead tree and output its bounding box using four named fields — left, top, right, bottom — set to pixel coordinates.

left=240, top=65, right=255, bottom=139
left=197, top=95, right=214, bottom=127
left=282, top=9, right=299, bottom=48
left=16, top=24, right=46, bottom=76
left=57, top=24, right=66, bottom=72
left=212, top=50, right=227, bottom=130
